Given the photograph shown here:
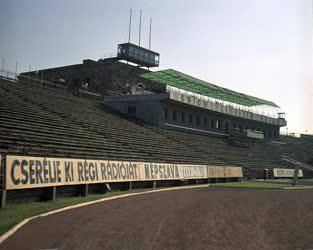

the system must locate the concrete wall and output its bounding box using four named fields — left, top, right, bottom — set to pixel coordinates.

left=136, top=100, right=162, bottom=125
left=159, top=100, right=280, bottom=138
left=22, top=58, right=163, bottom=96
left=104, top=96, right=280, bottom=139
left=103, top=94, right=167, bottom=126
